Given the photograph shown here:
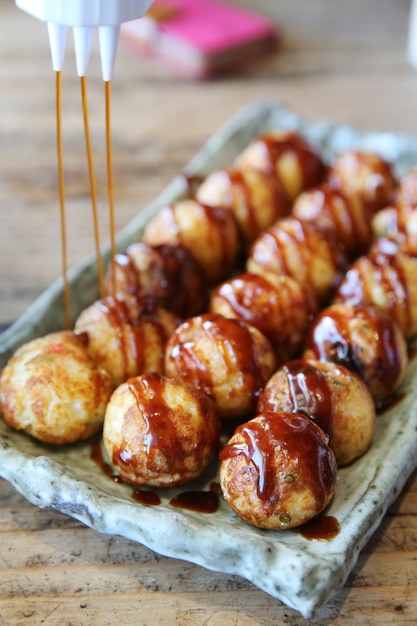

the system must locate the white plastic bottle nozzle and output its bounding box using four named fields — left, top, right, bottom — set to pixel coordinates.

left=15, top=0, right=153, bottom=80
